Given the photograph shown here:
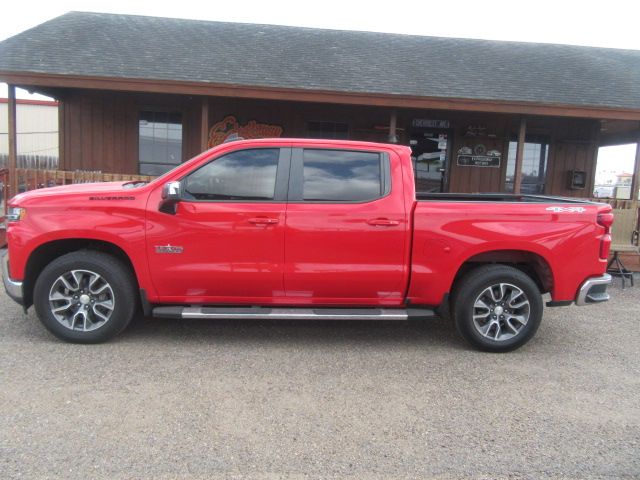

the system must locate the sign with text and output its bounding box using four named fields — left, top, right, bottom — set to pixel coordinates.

left=411, top=119, right=450, bottom=129
left=457, top=154, right=501, bottom=168
left=208, top=115, right=283, bottom=148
